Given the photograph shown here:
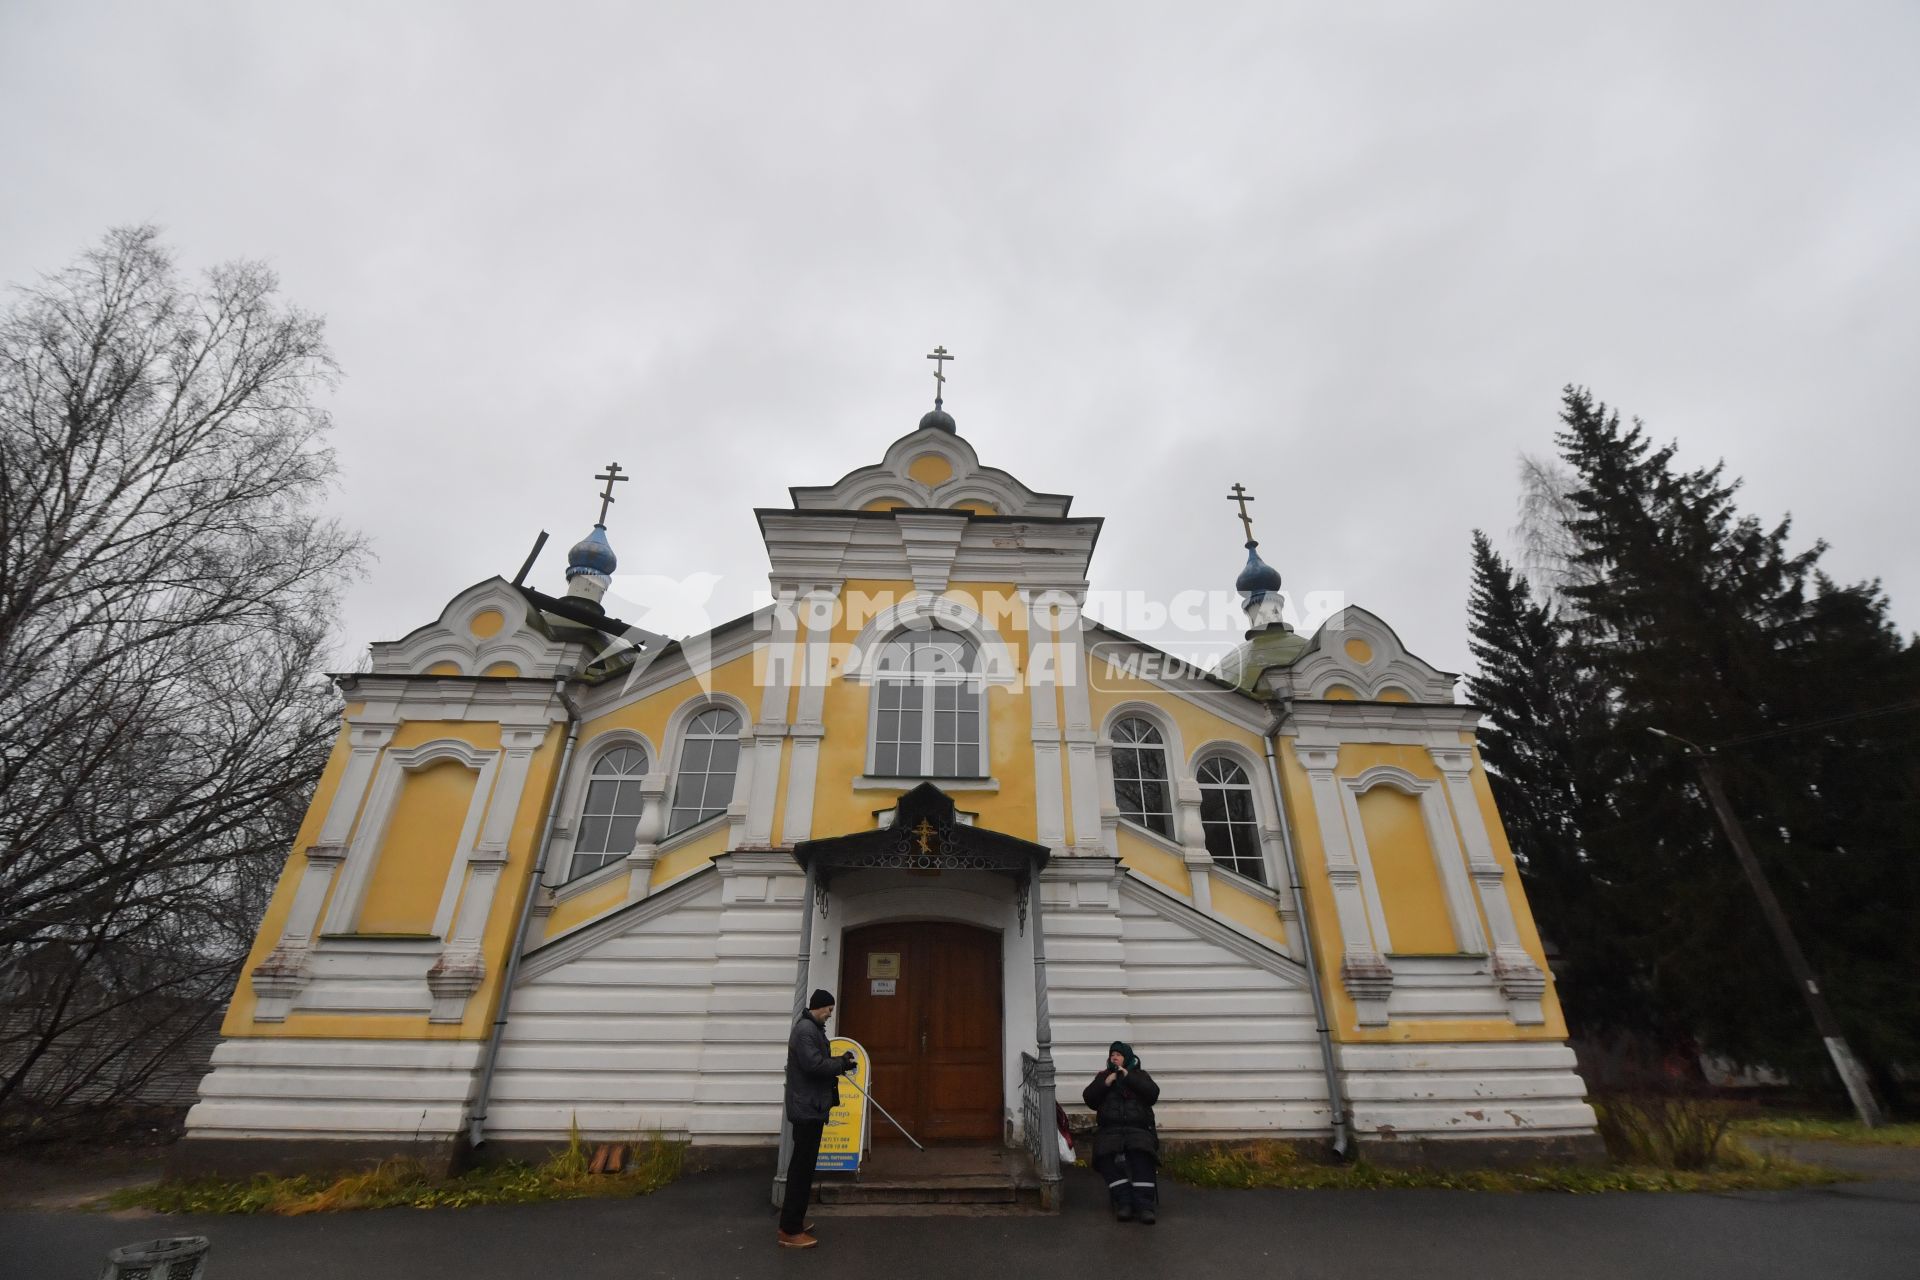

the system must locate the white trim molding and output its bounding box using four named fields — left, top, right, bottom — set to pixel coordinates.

left=1430, top=746, right=1548, bottom=1023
